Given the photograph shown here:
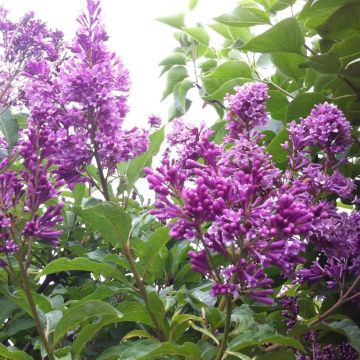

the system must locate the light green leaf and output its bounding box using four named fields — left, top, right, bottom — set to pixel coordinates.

left=126, top=126, right=164, bottom=192
left=214, top=5, right=271, bottom=27
left=39, top=257, right=127, bottom=283
left=159, top=53, right=187, bottom=67
left=174, top=79, right=194, bottom=114
left=162, top=66, right=188, bottom=101
left=157, top=13, right=185, bottom=29
left=271, top=52, right=306, bottom=80
left=53, top=300, right=122, bottom=346
left=183, top=27, right=209, bottom=46
left=202, top=61, right=252, bottom=94
left=189, top=0, right=198, bottom=11
left=122, top=330, right=159, bottom=343
left=0, top=109, right=19, bottom=150
left=203, top=78, right=252, bottom=101
left=241, top=18, right=304, bottom=54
